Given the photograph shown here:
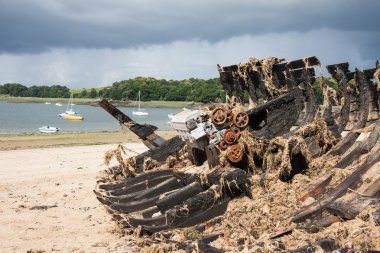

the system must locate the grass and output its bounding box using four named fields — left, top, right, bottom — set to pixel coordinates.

left=70, top=87, right=104, bottom=95
left=0, top=95, right=99, bottom=104
left=0, top=95, right=196, bottom=108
